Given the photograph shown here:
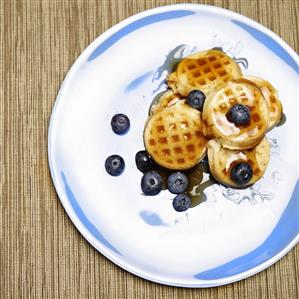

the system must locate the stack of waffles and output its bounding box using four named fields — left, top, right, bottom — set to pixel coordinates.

left=144, top=49, right=283, bottom=187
